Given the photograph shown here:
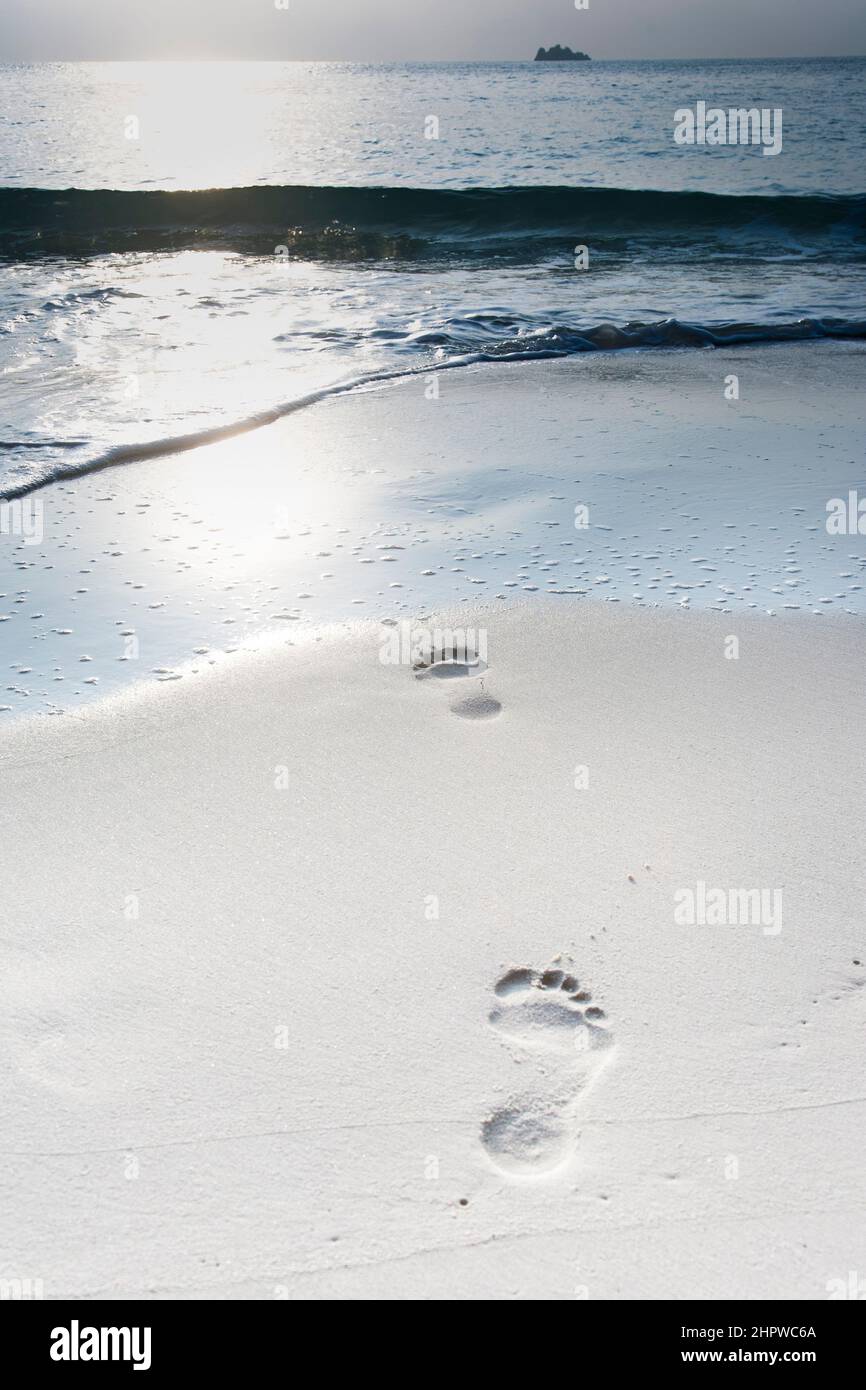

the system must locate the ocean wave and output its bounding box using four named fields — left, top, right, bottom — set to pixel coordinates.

left=399, top=314, right=866, bottom=355
left=2, top=314, right=864, bottom=500
left=1, top=185, right=865, bottom=261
